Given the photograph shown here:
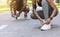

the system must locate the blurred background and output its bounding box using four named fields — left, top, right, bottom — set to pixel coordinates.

left=0, top=0, right=60, bottom=13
